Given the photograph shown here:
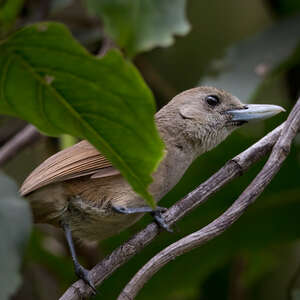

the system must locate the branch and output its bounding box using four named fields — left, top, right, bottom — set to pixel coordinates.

left=0, top=124, right=42, bottom=167
left=60, top=120, right=291, bottom=299
left=118, top=98, right=300, bottom=300
left=97, top=36, right=116, bottom=57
